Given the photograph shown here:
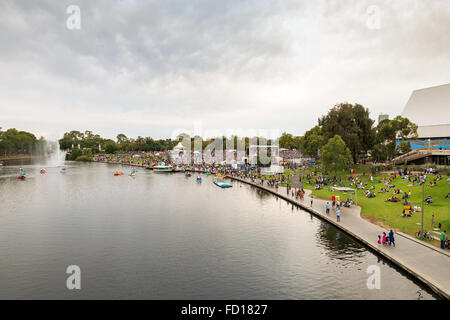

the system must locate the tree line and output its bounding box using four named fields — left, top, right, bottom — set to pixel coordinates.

left=0, top=127, right=46, bottom=156
left=5, top=101, right=418, bottom=169
left=59, top=130, right=284, bottom=160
